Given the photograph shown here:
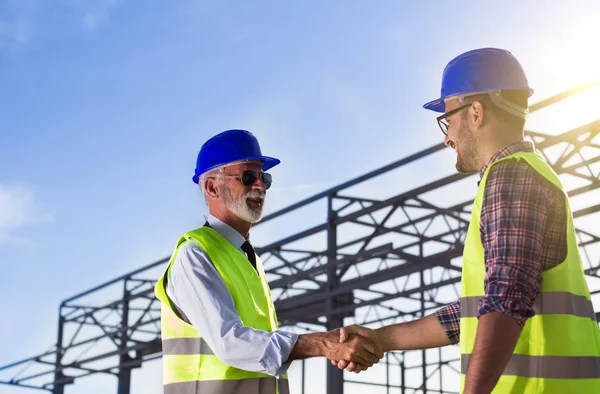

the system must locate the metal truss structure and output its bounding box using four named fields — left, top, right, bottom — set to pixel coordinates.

left=1, top=82, right=599, bottom=394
